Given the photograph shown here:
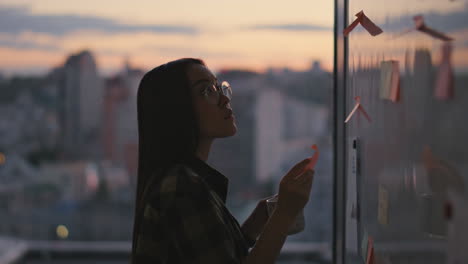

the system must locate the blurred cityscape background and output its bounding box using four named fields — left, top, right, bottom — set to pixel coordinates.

left=0, top=0, right=333, bottom=263
left=0, top=50, right=333, bottom=263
